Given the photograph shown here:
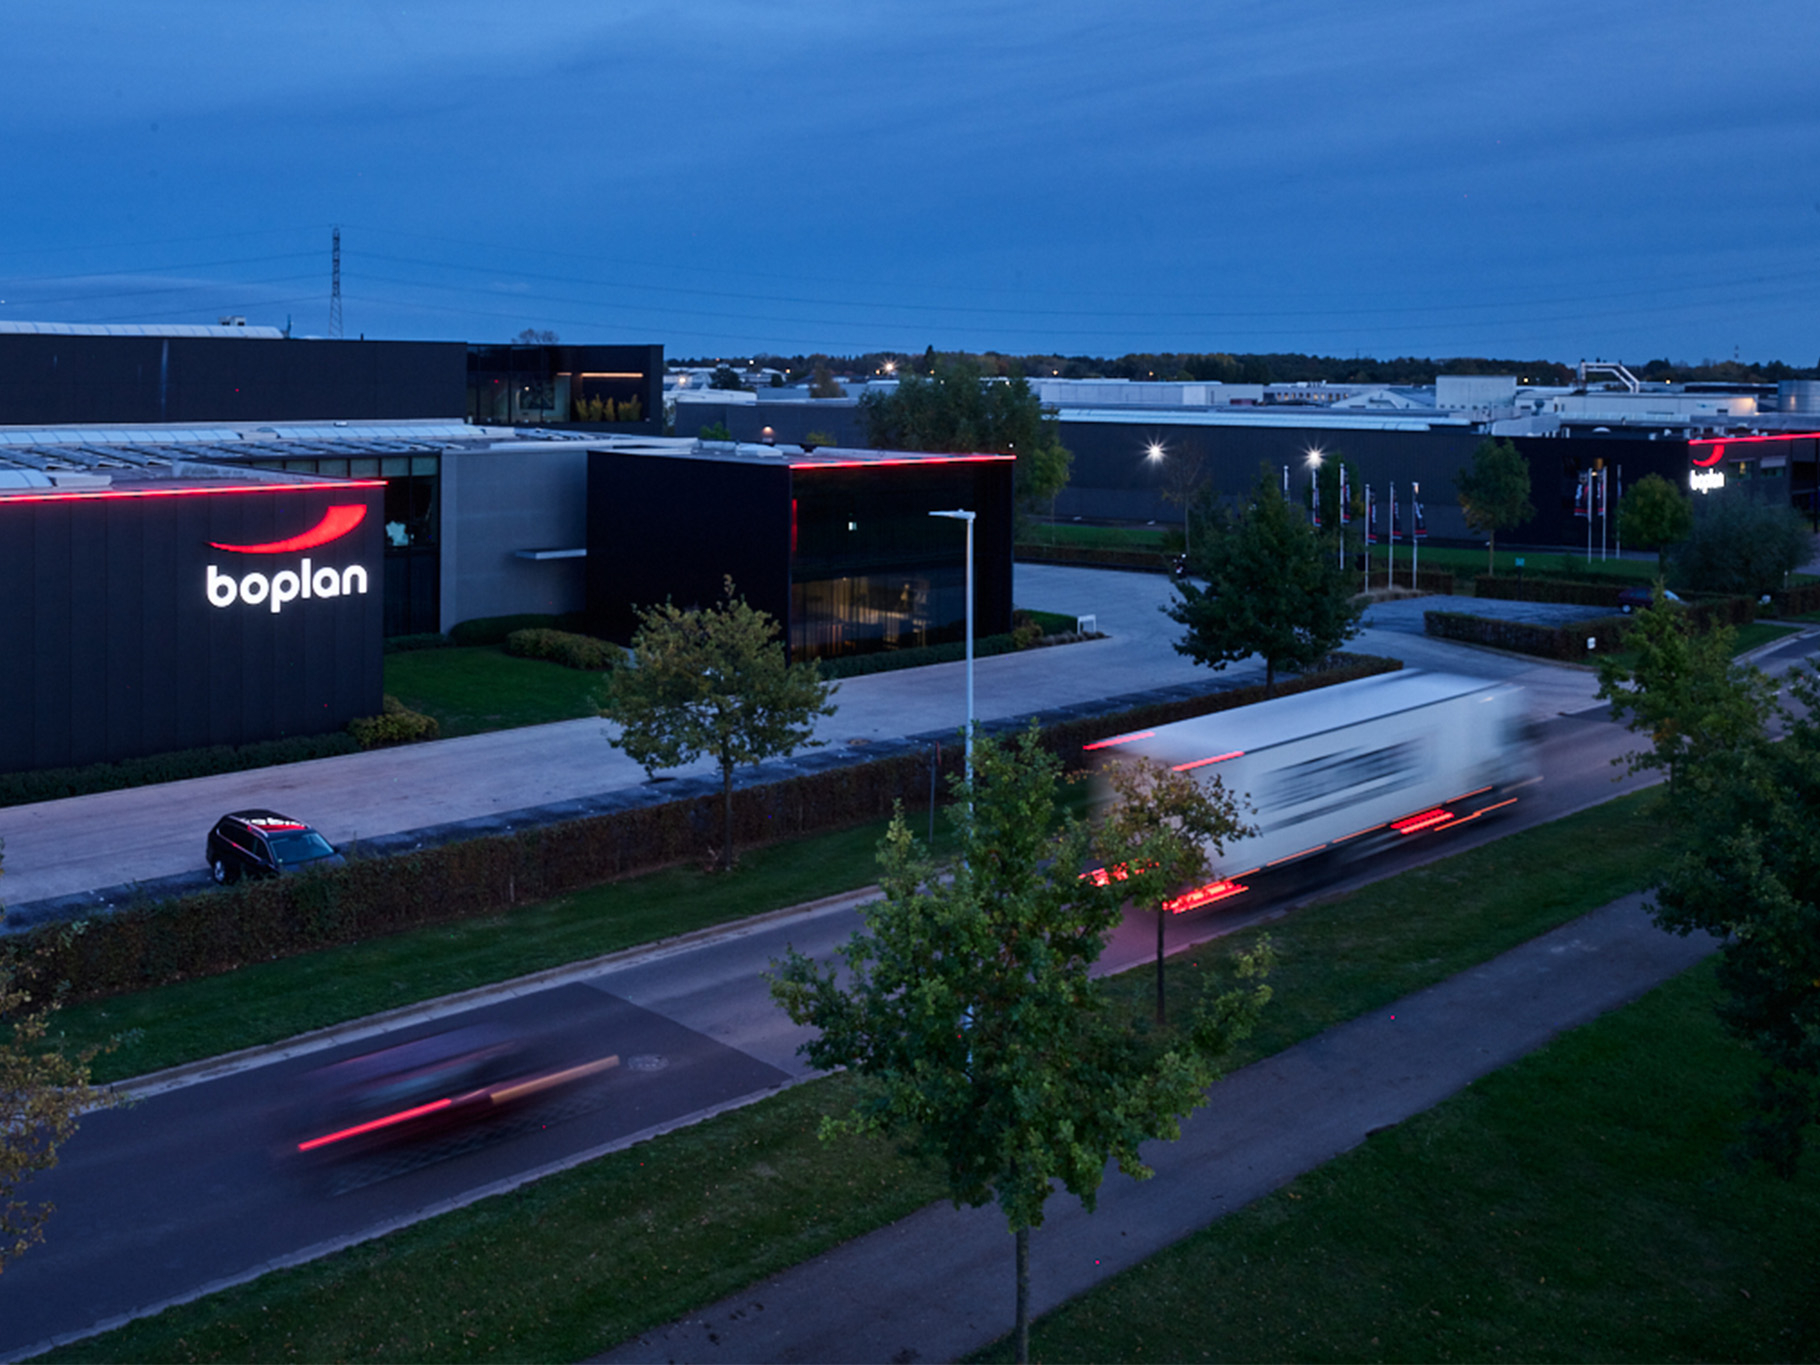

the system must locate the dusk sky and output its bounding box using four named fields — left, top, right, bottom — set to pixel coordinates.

left=4, top=1, right=1817, bottom=365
